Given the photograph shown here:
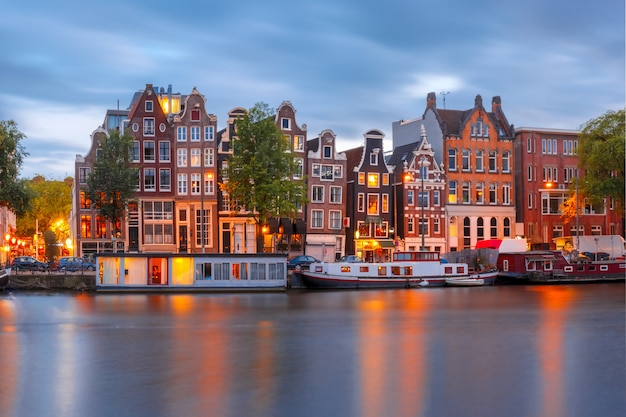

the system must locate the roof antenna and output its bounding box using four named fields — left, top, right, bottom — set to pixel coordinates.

left=440, top=91, right=450, bottom=109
